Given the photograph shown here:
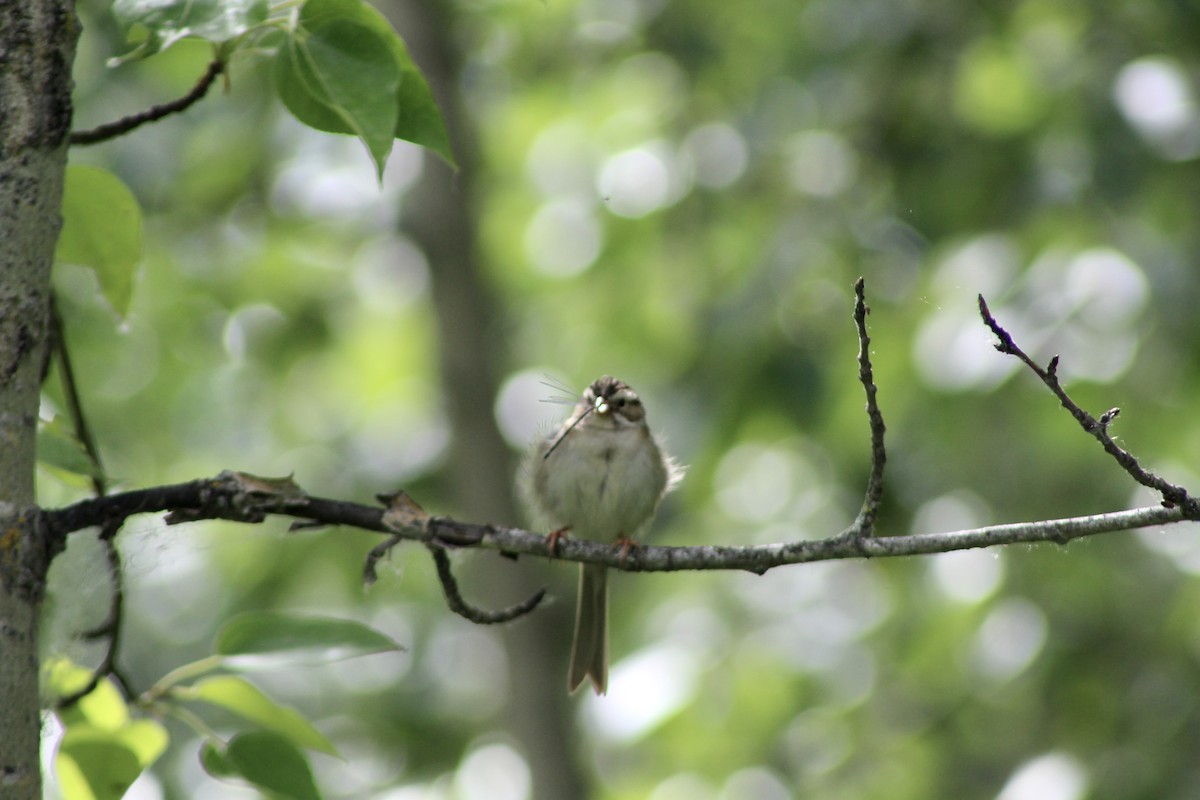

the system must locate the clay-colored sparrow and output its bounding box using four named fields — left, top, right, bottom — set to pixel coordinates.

left=523, top=376, right=680, bottom=694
